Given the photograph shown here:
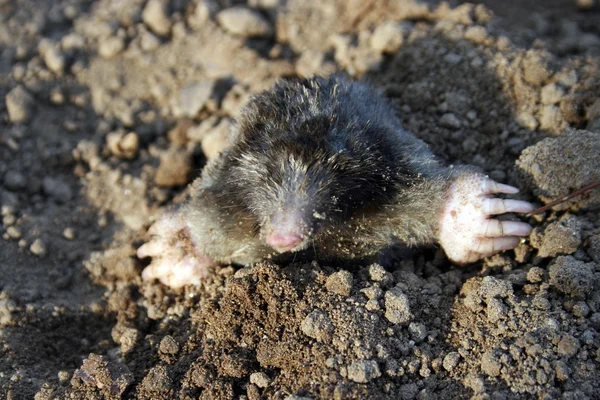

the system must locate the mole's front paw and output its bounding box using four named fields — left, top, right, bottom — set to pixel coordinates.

left=137, top=212, right=216, bottom=288
left=438, top=174, right=534, bottom=264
